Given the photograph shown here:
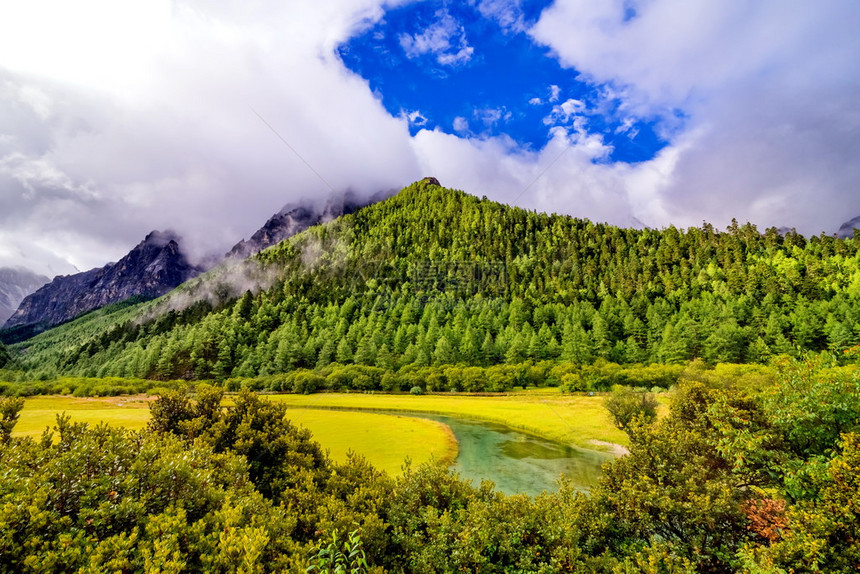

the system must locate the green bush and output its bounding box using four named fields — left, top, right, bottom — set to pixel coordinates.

left=292, top=371, right=325, bottom=394
left=604, top=386, right=659, bottom=431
